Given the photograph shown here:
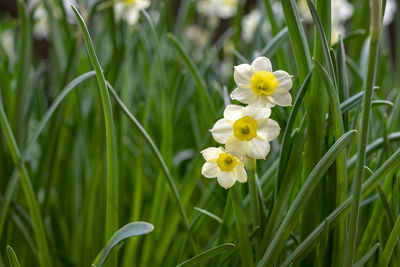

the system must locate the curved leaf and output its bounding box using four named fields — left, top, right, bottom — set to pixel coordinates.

left=7, top=246, right=21, bottom=267
left=92, top=222, right=154, bottom=267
